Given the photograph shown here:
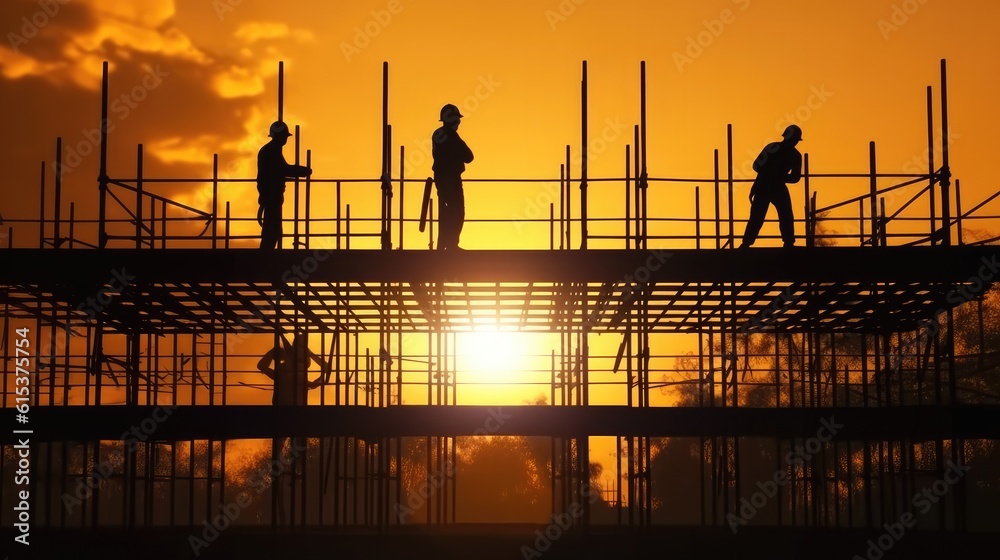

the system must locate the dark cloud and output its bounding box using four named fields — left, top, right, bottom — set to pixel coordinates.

left=1, top=0, right=280, bottom=247
left=1, top=0, right=98, bottom=61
